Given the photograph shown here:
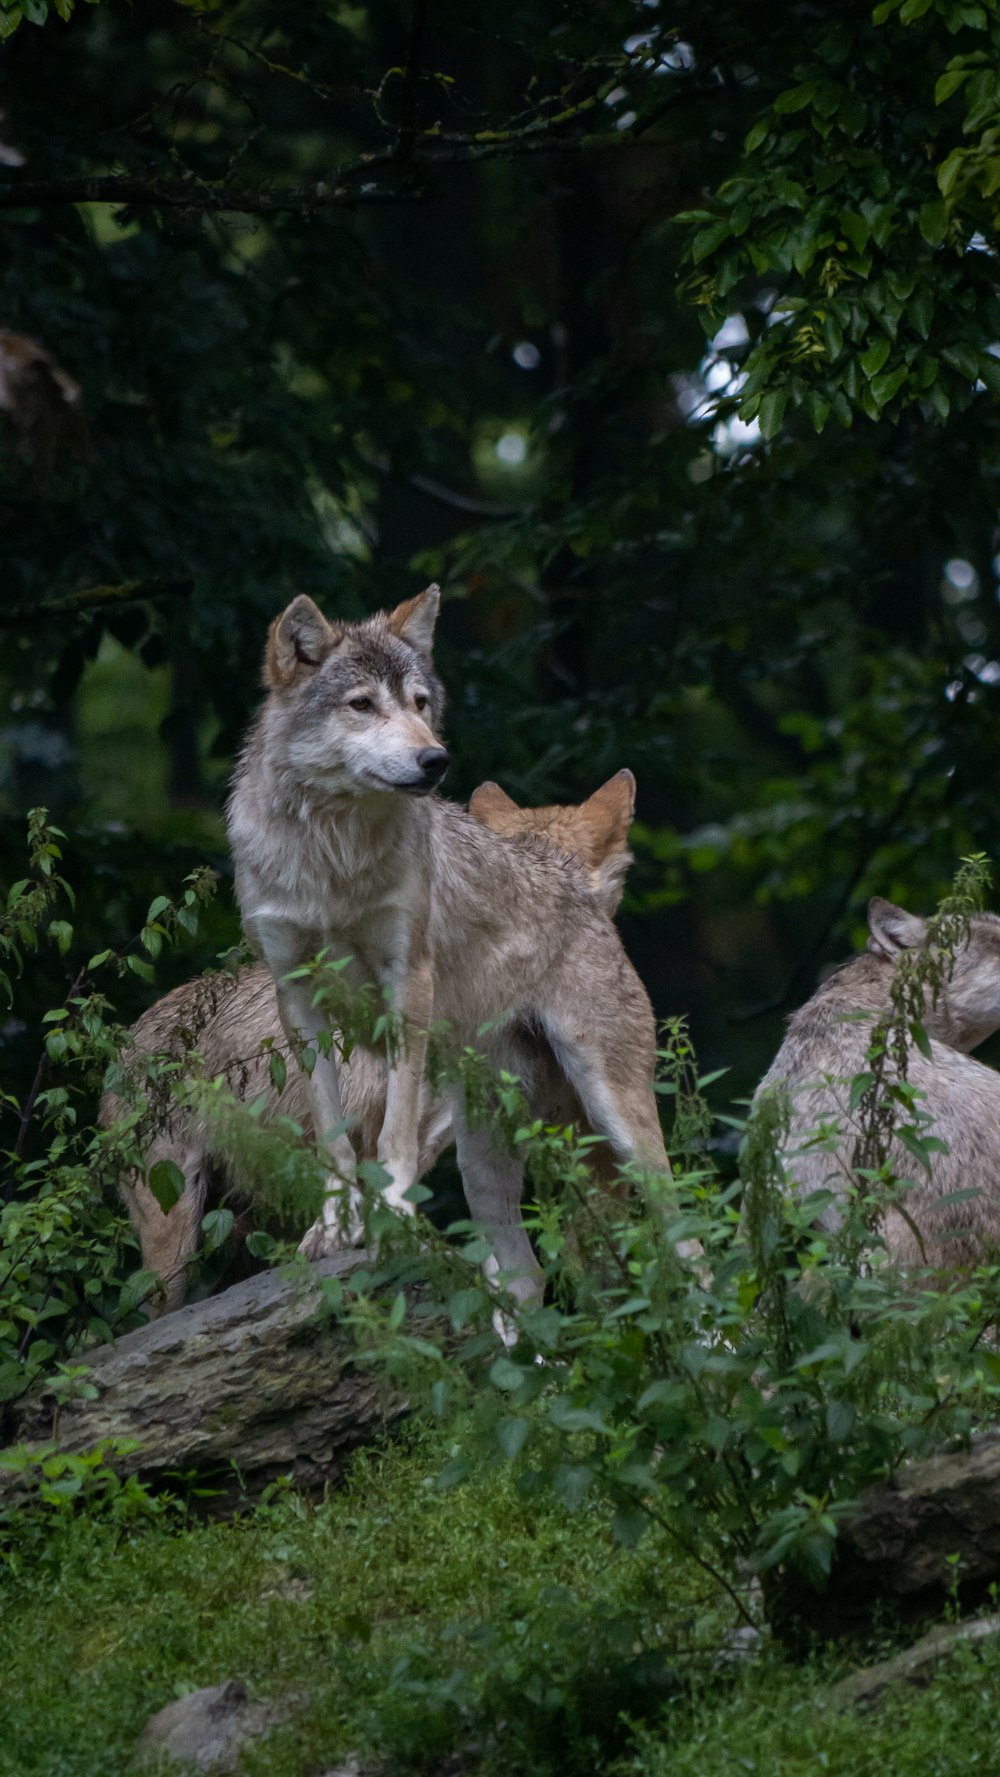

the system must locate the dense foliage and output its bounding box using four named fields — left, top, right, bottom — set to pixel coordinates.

left=2, top=0, right=1000, bottom=1096
left=5, top=10, right=1000, bottom=1763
